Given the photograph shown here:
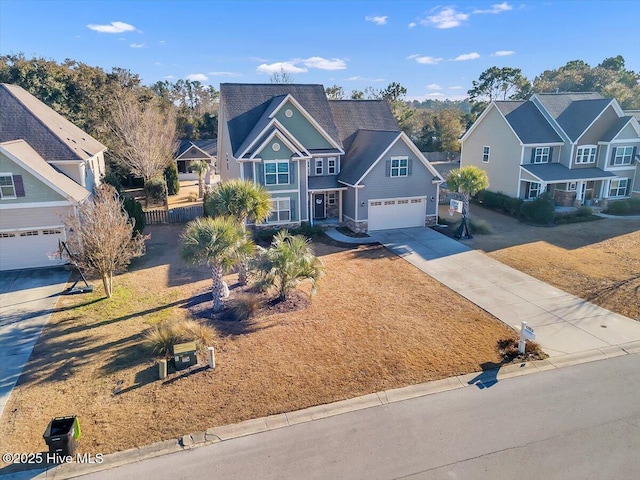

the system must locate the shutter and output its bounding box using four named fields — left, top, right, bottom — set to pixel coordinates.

left=290, top=162, right=296, bottom=185
left=258, top=163, right=265, bottom=185
left=625, top=179, right=631, bottom=196
left=610, top=147, right=616, bottom=166
left=548, top=148, right=553, bottom=163
left=530, top=149, right=536, bottom=163
left=633, top=147, right=637, bottom=164
left=13, top=175, right=25, bottom=197
left=290, top=199, right=296, bottom=220
left=408, top=159, right=413, bottom=175
left=525, top=182, right=530, bottom=198
left=385, top=160, right=391, bottom=177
